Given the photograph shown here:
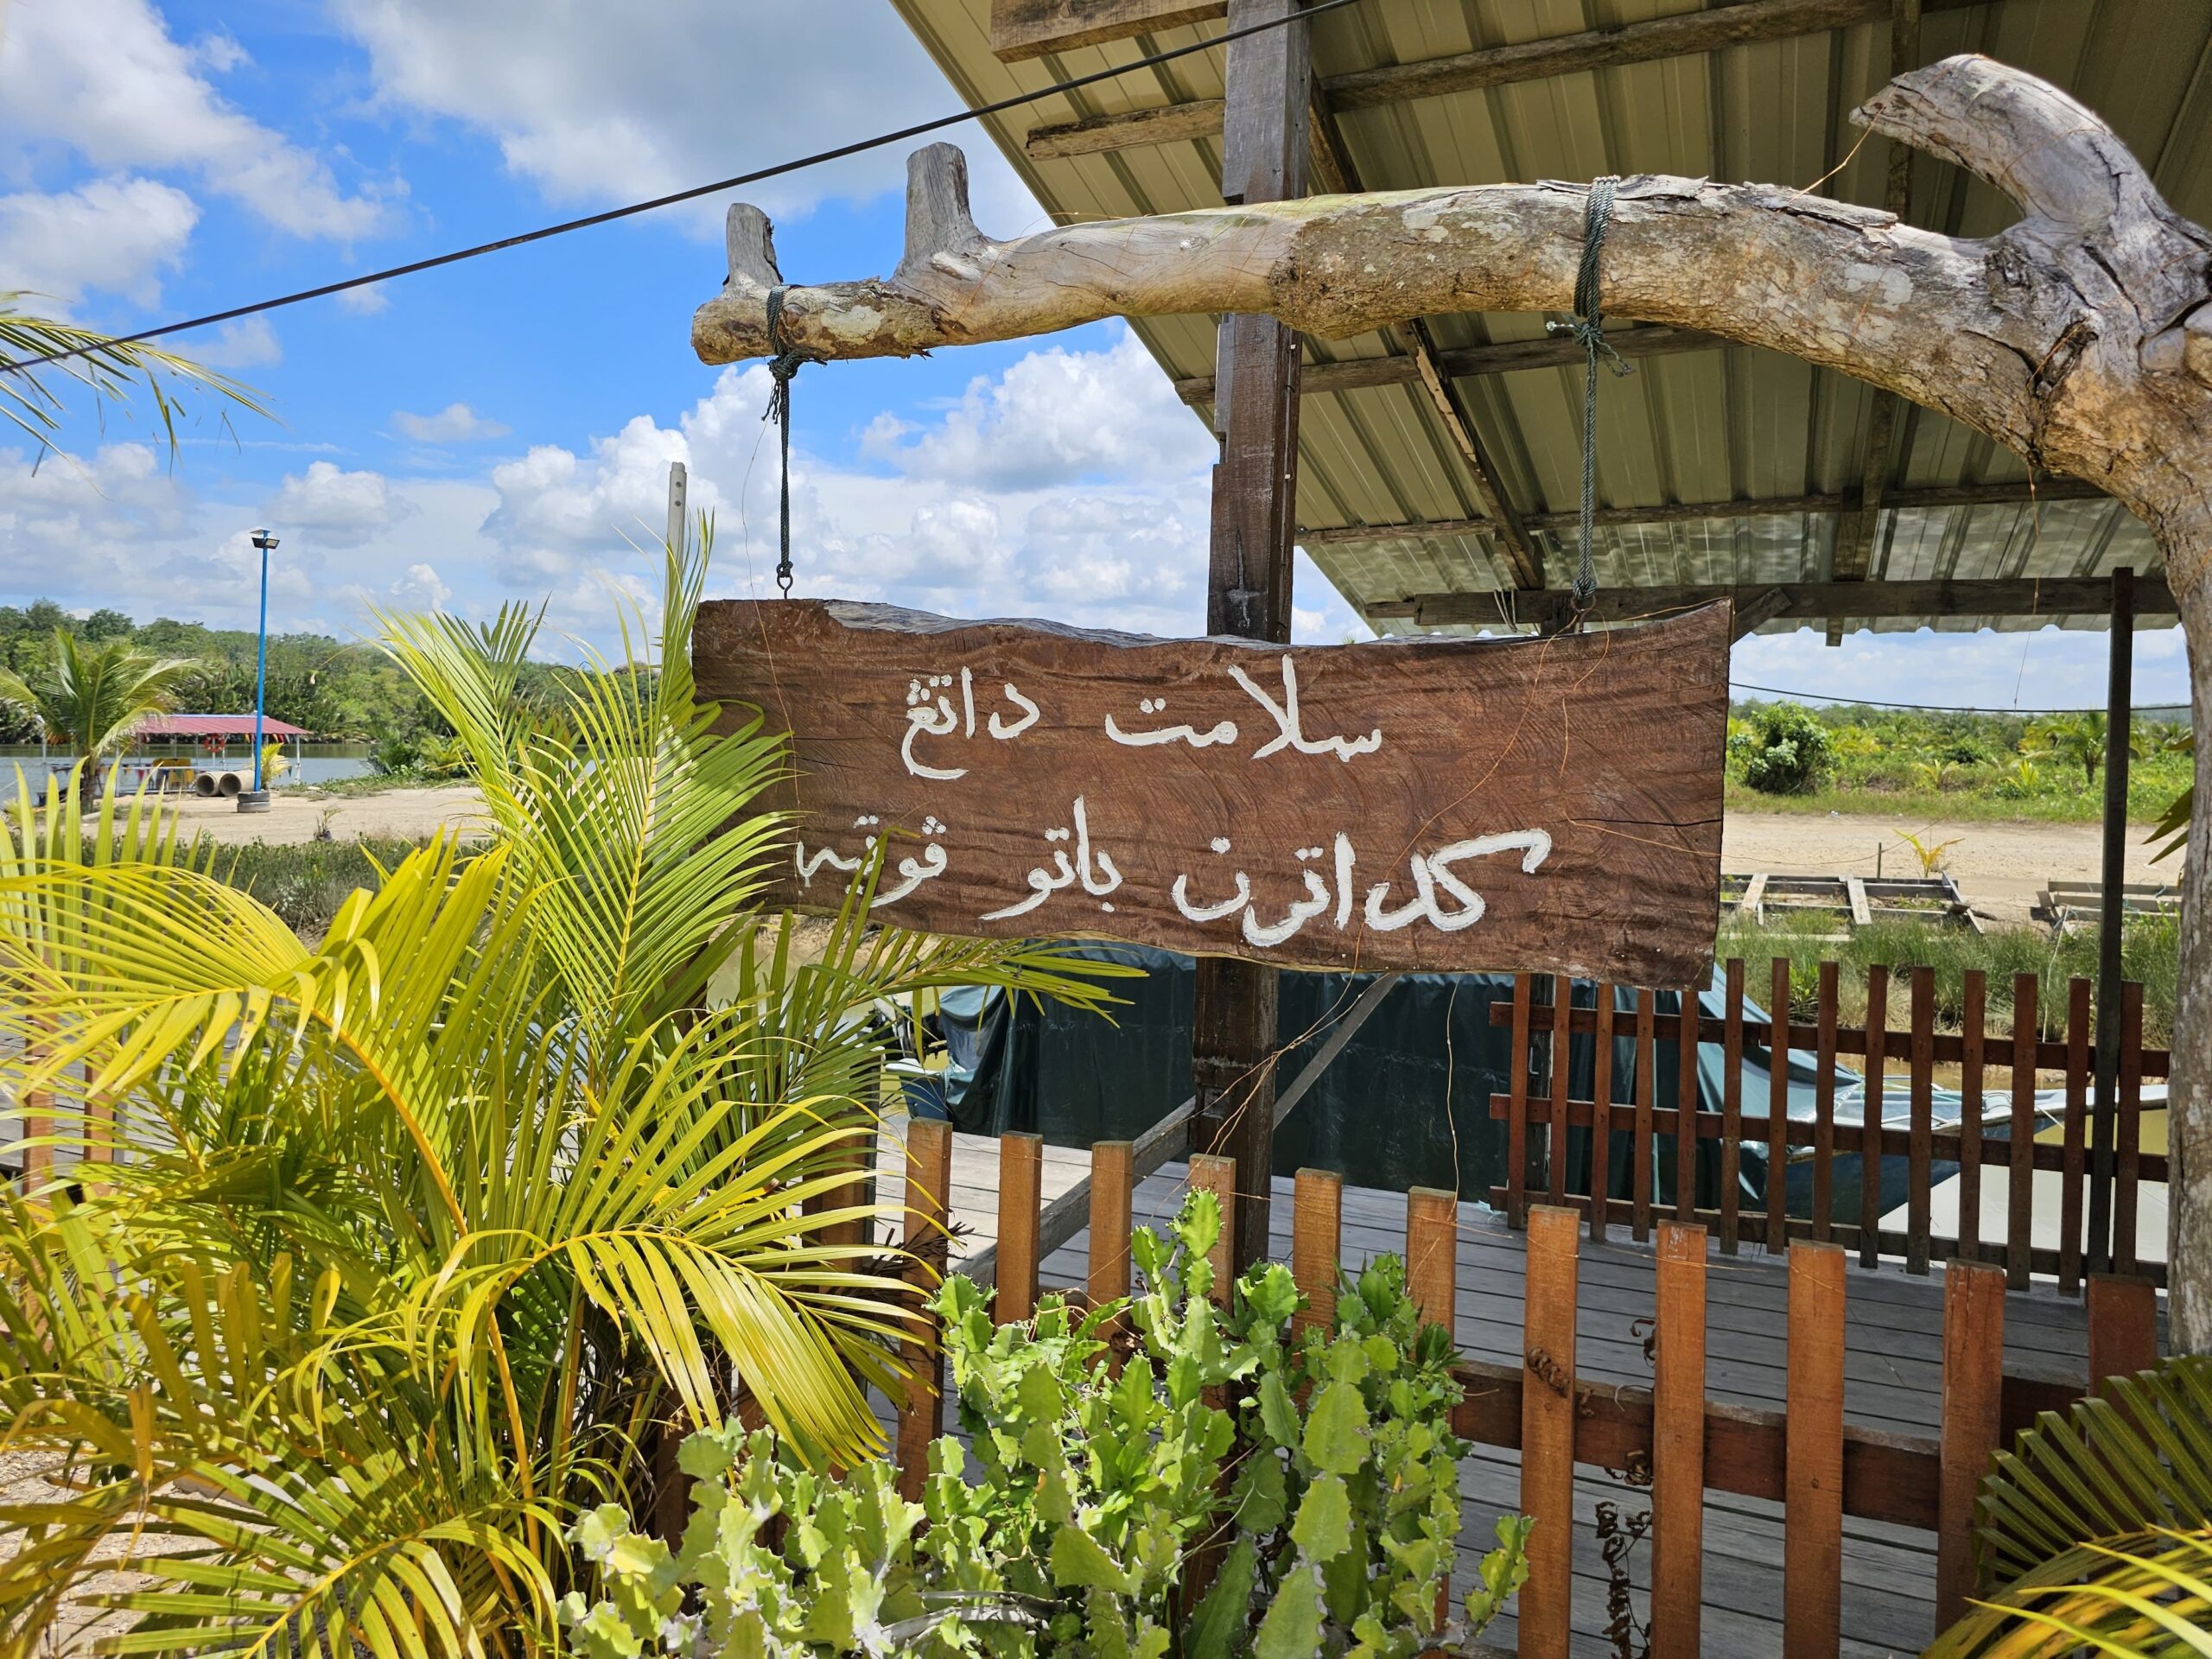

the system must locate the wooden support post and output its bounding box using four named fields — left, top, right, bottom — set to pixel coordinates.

left=1188, top=0, right=1309, bottom=1279
left=2090, top=566, right=2133, bottom=1273
left=2116, top=980, right=2145, bottom=1277
left=1190, top=1154, right=1239, bottom=1302
left=1767, top=959, right=1790, bottom=1254
left=1650, top=1221, right=1707, bottom=1659
left=19, top=1017, right=52, bottom=1189
left=1785, top=1243, right=1847, bottom=1659
left=1088, top=1140, right=1135, bottom=1312
left=1292, top=1167, right=1342, bottom=1344
left=2088, top=1273, right=2159, bottom=1389
left=997, top=1132, right=1044, bottom=1324
left=1520, top=1205, right=1579, bottom=1659
left=2061, top=978, right=2092, bottom=1295
left=1937, top=1262, right=2005, bottom=1630
left=897, top=1117, right=955, bottom=1502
